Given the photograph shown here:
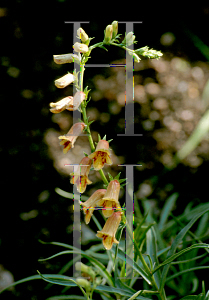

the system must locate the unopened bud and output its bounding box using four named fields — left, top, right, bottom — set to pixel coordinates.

left=111, top=21, right=118, bottom=39
left=125, top=31, right=135, bottom=46
left=133, top=52, right=141, bottom=63
left=53, top=53, right=80, bottom=64
left=104, top=24, right=113, bottom=43
left=77, top=28, right=89, bottom=43
left=73, top=42, right=89, bottom=53
left=76, top=278, right=91, bottom=293
left=75, top=262, right=95, bottom=279
left=54, top=73, right=75, bottom=88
